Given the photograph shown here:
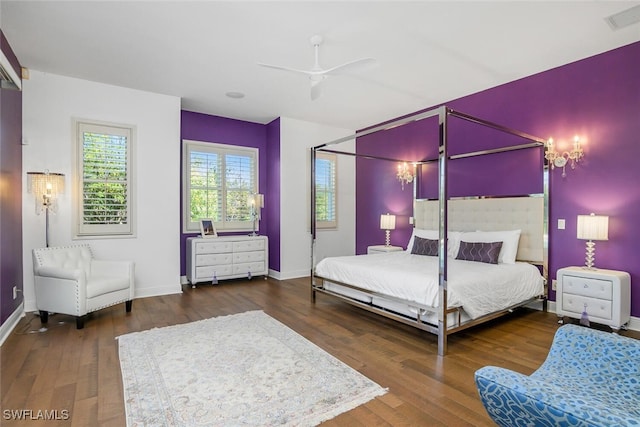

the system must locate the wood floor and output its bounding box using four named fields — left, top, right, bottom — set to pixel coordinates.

left=2, top=277, right=638, bottom=426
